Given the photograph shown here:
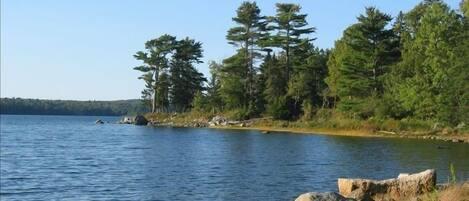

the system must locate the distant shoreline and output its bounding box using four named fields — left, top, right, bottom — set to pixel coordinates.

left=0, top=97, right=147, bottom=116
